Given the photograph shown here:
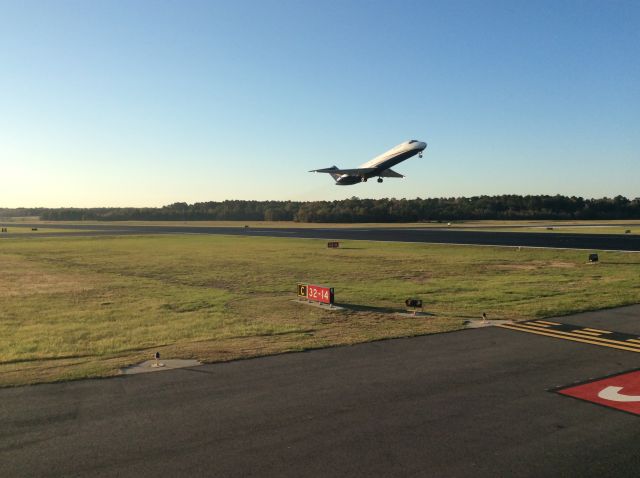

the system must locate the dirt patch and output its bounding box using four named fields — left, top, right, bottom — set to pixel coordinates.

left=0, top=255, right=97, bottom=297
left=492, top=264, right=538, bottom=271
left=491, top=261, right=577, bottom=272
left=549, top=261, right=577, bottom=269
